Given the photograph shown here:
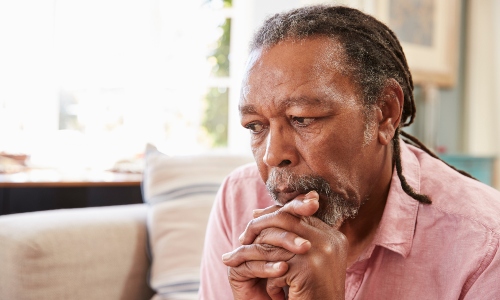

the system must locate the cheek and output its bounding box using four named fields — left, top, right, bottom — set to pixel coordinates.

left=250, top=138, right=265, bottom=160
left=251, top=139, right=269, bottom=181
left=294, top=124, right=366, bottom=183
